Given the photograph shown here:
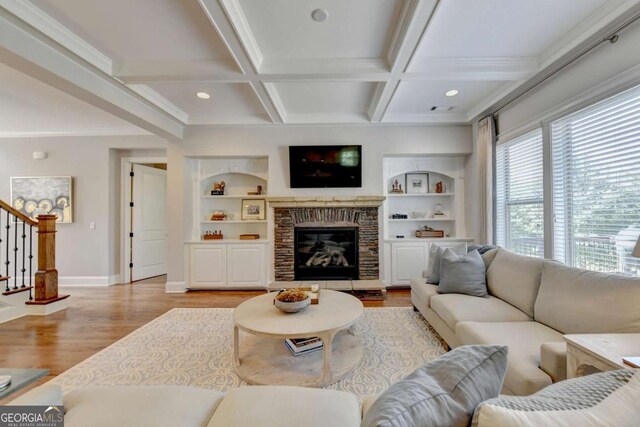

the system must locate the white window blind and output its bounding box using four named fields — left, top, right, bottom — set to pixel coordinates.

left=552, top=84, right=640, bottom=277
left=496, top=129, right=544, bottom=257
